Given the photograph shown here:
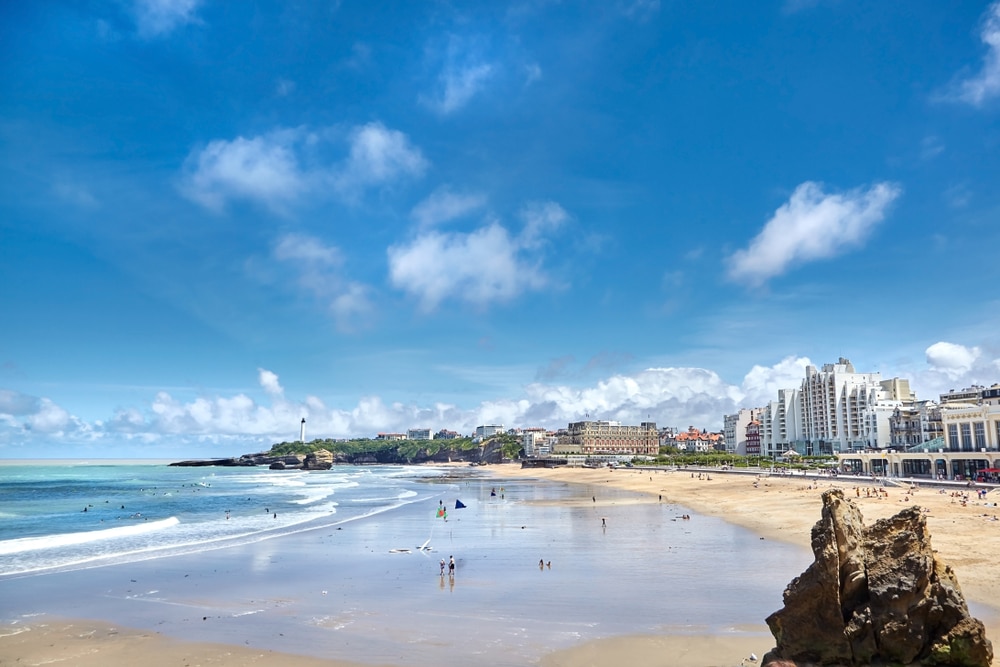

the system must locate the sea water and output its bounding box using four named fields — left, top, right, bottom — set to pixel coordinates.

left=0, top=460, right=440, bottom=576
left=0, top=462, right=813, bottom=666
